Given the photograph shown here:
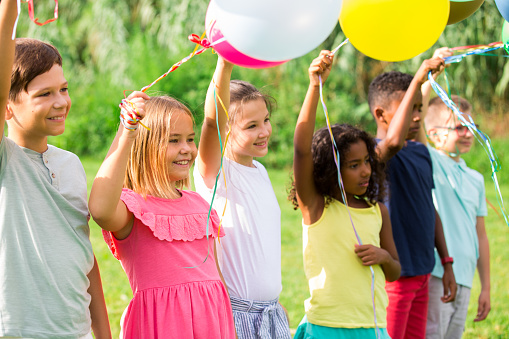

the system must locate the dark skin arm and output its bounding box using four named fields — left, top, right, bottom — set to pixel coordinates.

left=354, top=203, right=401, bottom=282
left=294, top=50, right=333, bottom=225
left=434, top=209, right=457, bottom=303
left=376, top=58, right=445, bottom=162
